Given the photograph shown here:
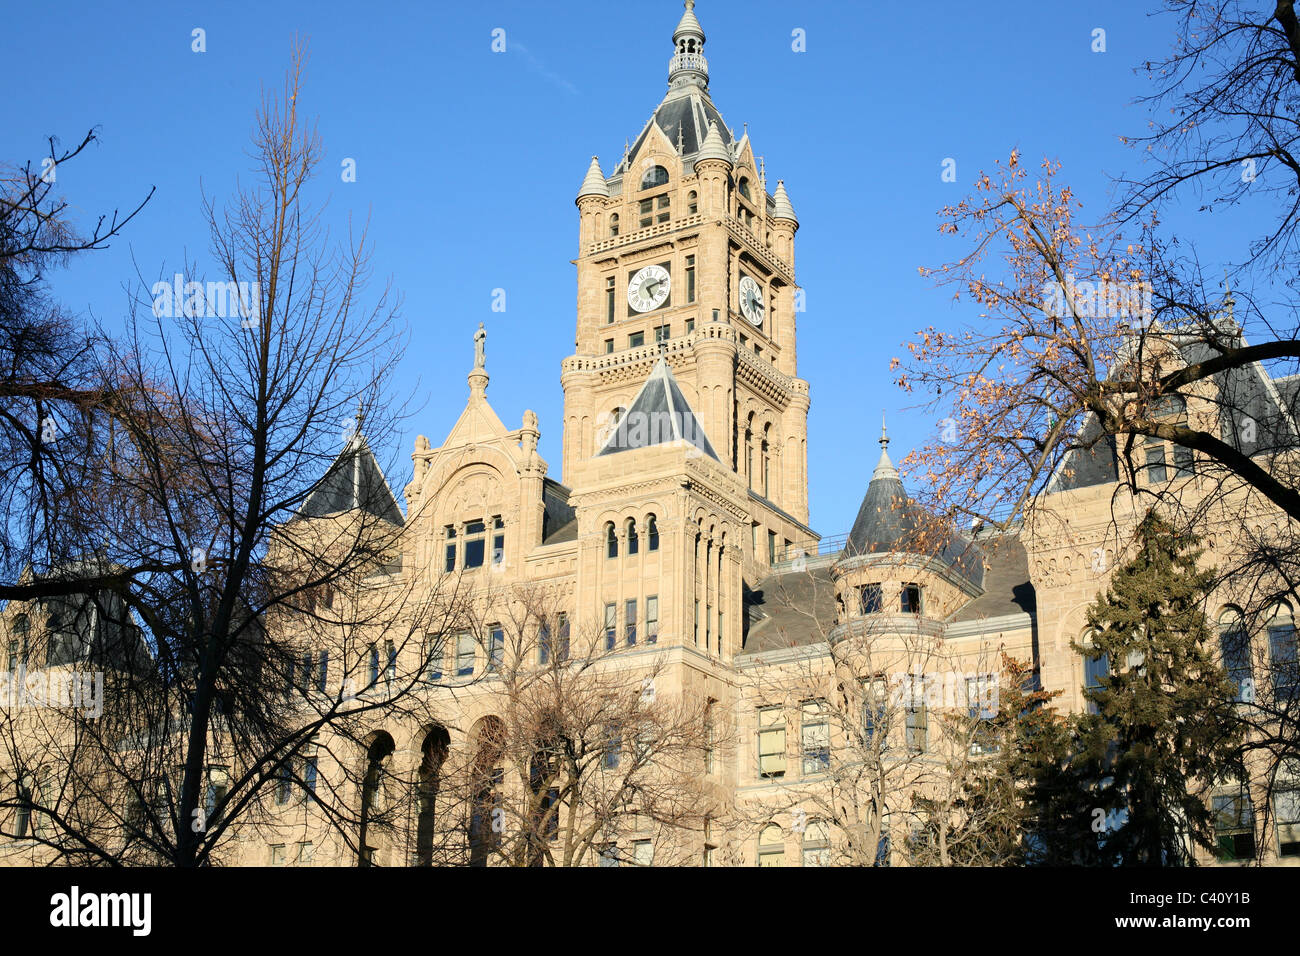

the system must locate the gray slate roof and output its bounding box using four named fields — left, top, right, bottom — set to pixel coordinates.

left=950, top=532, right=1036, bottom=622
left=541, top=478, right=578, bottom=545
left=1052, top=332, right=1299, bottom=492
left=596, top=357, right=718, bottom=460
left=843, top=449, right=984, bottom=590
left=628, top=87, right=733, bottom=166
left=300, top=435, right=404, bottom=526
left=740, top=536, right=1035, bottom=657
left=742, top=564, right=838, bottom=655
